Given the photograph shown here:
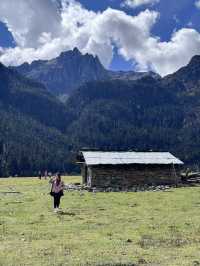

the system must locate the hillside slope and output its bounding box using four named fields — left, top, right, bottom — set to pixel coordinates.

left=0, top=63, right=71, bottom=176
left=2, top=55, right=200, bottom=175
left=63, top=56, right=200, bottom=164
left=0, top=63, right=68, bottom=130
